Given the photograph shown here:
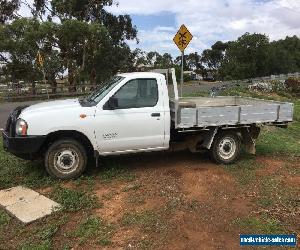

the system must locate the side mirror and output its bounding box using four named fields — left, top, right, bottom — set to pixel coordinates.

left=104, top=97, right=118, bottom=110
